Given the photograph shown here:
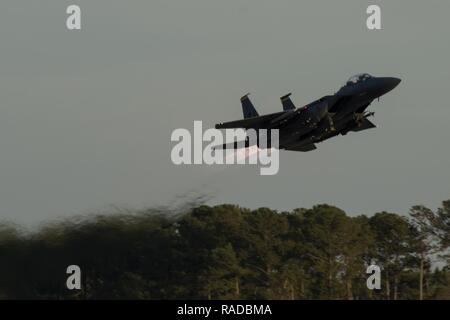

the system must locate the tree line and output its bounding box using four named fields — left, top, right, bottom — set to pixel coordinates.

left=0, top=200, right=449, bottom=299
